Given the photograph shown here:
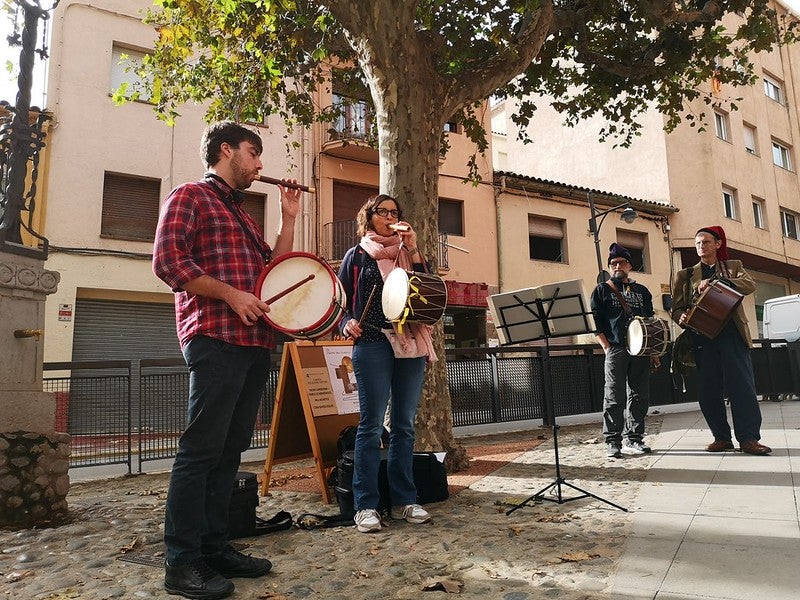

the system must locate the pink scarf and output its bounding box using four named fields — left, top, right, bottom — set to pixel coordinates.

left=360, top=231, right=437, bottom=362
